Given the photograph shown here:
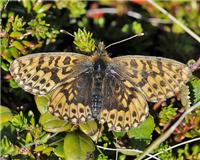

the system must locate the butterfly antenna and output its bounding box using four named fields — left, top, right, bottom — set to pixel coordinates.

left=105, top=33, right=144, bottom=49
left=60, top=29, right=75, bottom=38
